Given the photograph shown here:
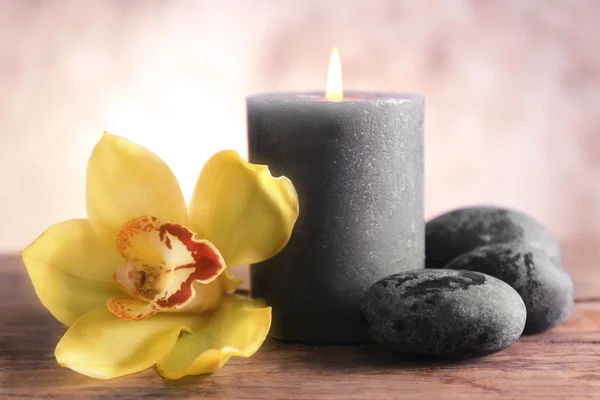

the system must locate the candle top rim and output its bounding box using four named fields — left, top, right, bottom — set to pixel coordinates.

left=247, top=91, right=424, bottom=103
